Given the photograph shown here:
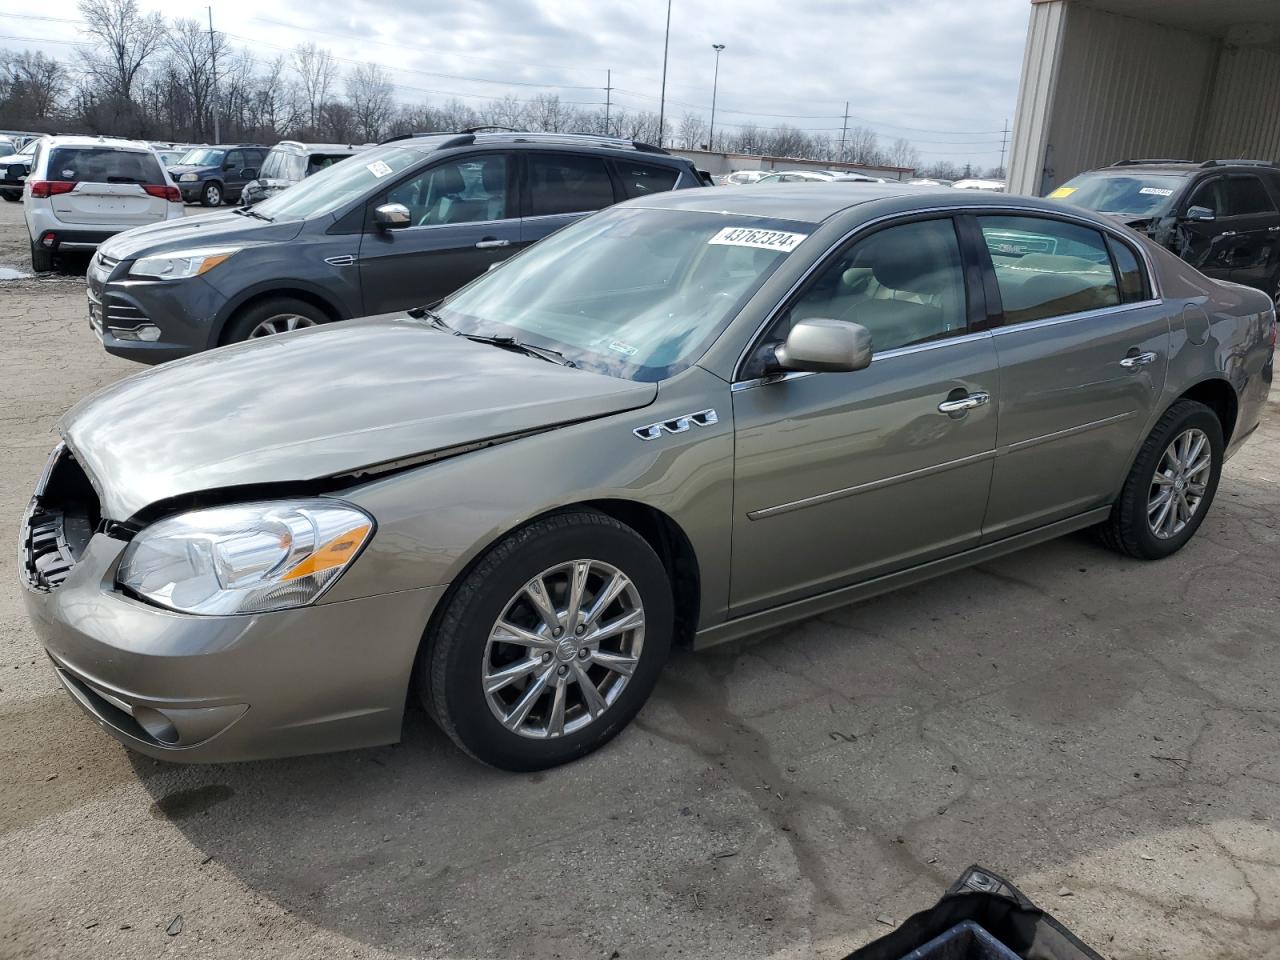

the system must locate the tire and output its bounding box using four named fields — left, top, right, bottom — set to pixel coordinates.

left=220, top=296, right=329, bottom=345
left=422, top=509, right=674, bottom=771
left=30, top=239, right=53, bottom=273
left=200, top=181, right=223, bottom=206
left=1, top=190, right=20, bottom=203
left=1097, top=399, right=1224, bottom=560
